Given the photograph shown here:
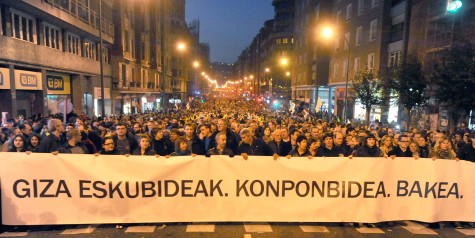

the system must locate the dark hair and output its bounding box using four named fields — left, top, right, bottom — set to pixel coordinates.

left=322, top=132, right=333, bottom=141
left=296, top=135, right=308, bottom=144
left=102, top=136, right=114, bottom=145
